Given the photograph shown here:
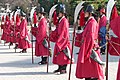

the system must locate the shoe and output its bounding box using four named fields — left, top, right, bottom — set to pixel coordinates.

left=60, top=70, right=67, bottom=74
left=101, top=52, right=105, bottom=55
left=22, top=50, right=27, bottom=53
left=14, top=44, right=18, bottom=49
left=38, top=61, right=47, bottom=65
left=19, top=50, right=27, bottom=53
left=53, top=69, right=60, bottom=73
left=9, top=42, right=13, bottom=46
